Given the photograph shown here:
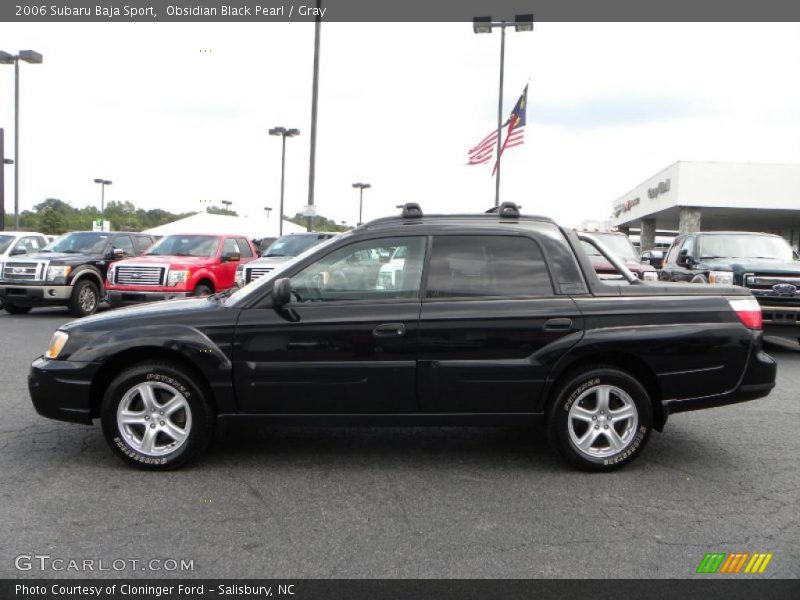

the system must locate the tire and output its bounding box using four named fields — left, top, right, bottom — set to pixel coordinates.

left=101, top=361, right=214, bottom=470
left=690, top=274, right=708, bottom=284
left=547, top=367, right=653, bottom=471
left=68, top=279, right=100, bottom=317
left=3, top=303, right=32, bottom=315
left=193, top=283, right=213, bottom=297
